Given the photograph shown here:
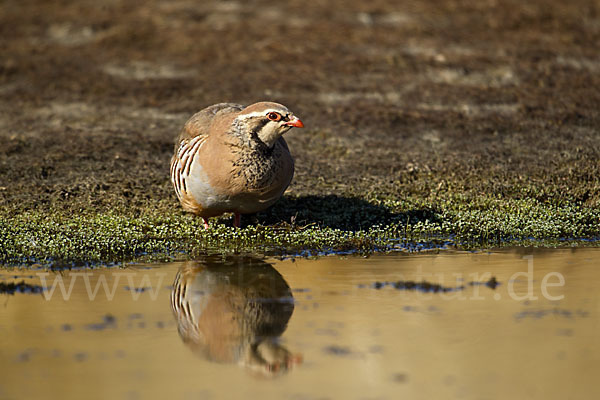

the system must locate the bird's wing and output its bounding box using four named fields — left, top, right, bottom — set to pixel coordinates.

left=176, top=103, right=244, bottom=143
left=171, top=103, right=245, bottom=212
